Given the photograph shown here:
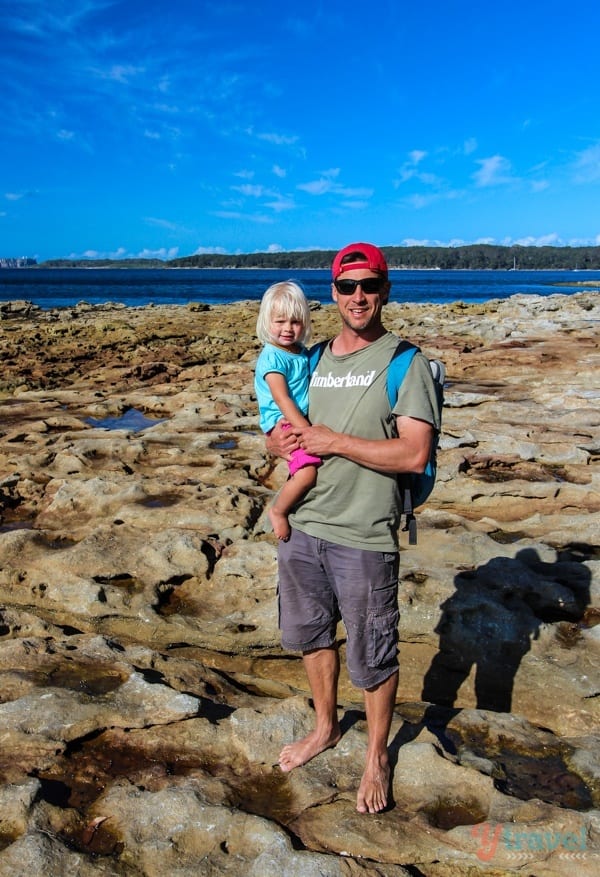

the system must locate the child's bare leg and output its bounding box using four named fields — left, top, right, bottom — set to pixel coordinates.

left=269, top=465, right=317, bottom=540
left=268, top=506, right=292, bottom=540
